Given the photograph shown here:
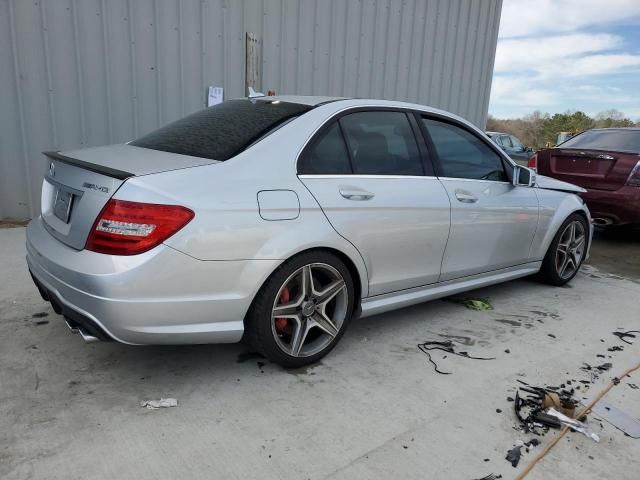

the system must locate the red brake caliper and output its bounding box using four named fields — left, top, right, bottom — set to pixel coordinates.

left=275, top=287, right=290, bottom=333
